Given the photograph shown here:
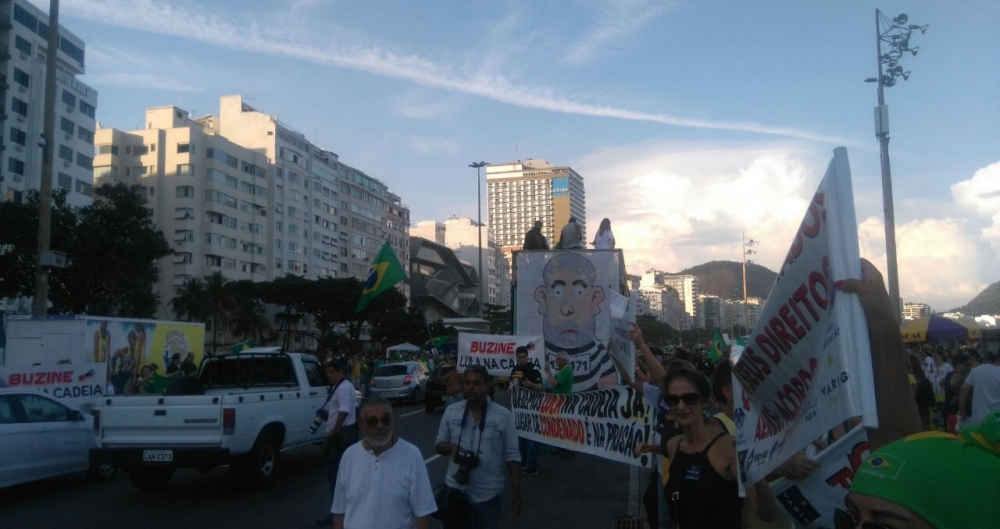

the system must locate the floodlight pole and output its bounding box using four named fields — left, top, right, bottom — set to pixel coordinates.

left=470, top=161, right=487, bottom=318
left=33, top=0, right=60, bottom=316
